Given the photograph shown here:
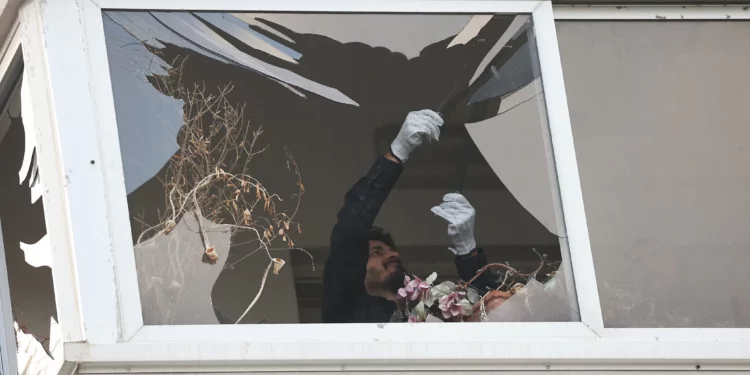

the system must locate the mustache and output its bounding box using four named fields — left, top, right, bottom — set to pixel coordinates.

left=385, top=259, right=404, bottom=269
